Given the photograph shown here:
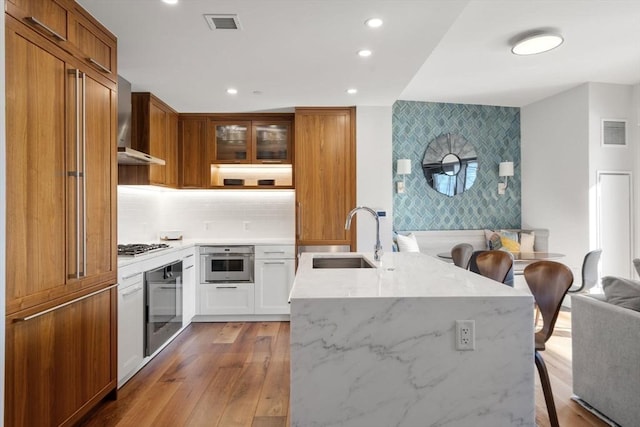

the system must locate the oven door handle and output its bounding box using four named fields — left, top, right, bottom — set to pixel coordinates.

left=206, top=253, right=253, bottom=257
